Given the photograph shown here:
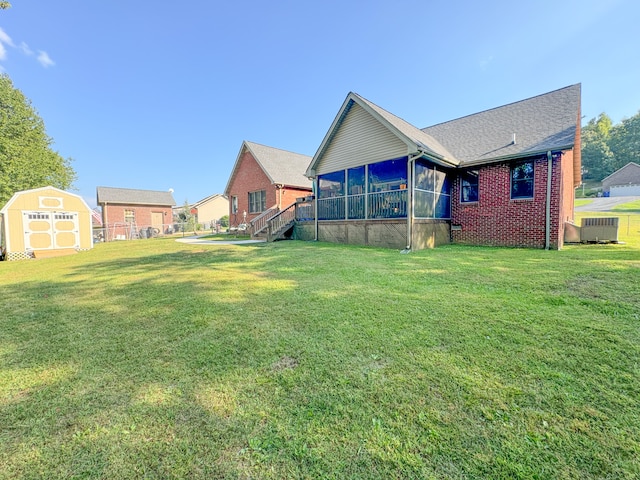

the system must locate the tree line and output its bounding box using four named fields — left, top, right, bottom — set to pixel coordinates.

left=581, top=110, right=640, bottom=182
